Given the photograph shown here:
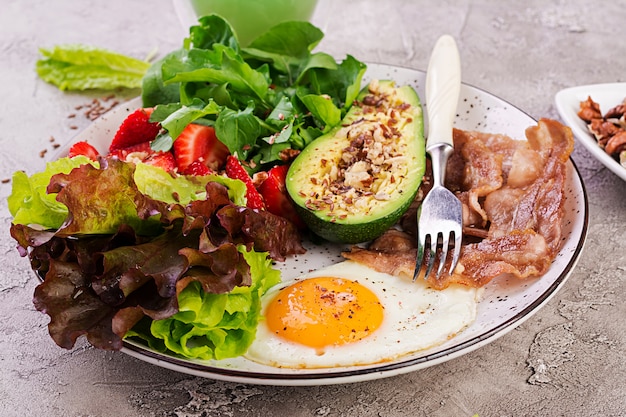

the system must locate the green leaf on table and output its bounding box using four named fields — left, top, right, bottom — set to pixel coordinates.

left=36, top=44, right=150, bottom=91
